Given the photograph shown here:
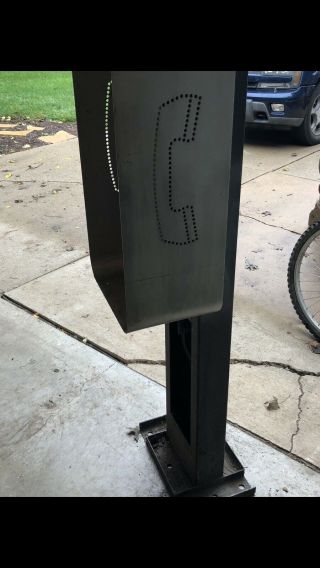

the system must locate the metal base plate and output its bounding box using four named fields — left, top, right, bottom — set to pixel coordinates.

left=140, top=416, right=255, bottom=497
